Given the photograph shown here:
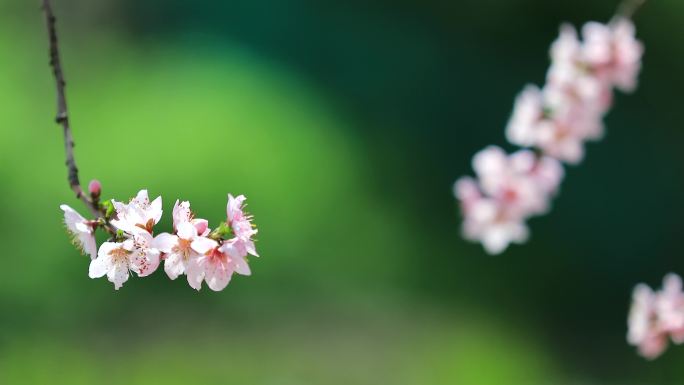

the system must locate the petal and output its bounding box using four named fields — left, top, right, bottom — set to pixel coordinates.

left=186, top=258, right=205, bottom=291
left=226, top=194, right=247, bottom=220
left=112, top=200, right=128, bottom=215
left=191, top=237, right=218, bottom=254
left=453, top=177, right=480, bottom=202
left=60, top=204, right=87, bottom=232
left=663, top=273, right=683, bottom=293
left=131, top=249, right=160, bottom=277
left=164, top=252, right=186, bottom=280
left=135, top=189, right=149, bottom=203
left=481, top=225, right=514, bottom=255
left=193, top=219, right=209, bottom=236
left=153, top=233, right=178, bottom=253
left=472, top=146, right=506, bottom=179
left=122, top=239, right=136, bottom=251
left=177, top=221, right=198, bottom=240
left=150, top=195, right=163, bottom=224
left=231, top=254, right=251, bottom=276
left=205, top=259, right=233, bottom=291
left=244, top=240, right=259, bottom=257
left=89, top=243, right=117, bottom=278
left=108, top=259, right=130, bottom=290
left=79, top=233, right=98, bottom=260
left=110, top=218, right=134, bottom=234
left=219, top=238, right=247, bottom=259
left=172, top=200, right=191, bottom=229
